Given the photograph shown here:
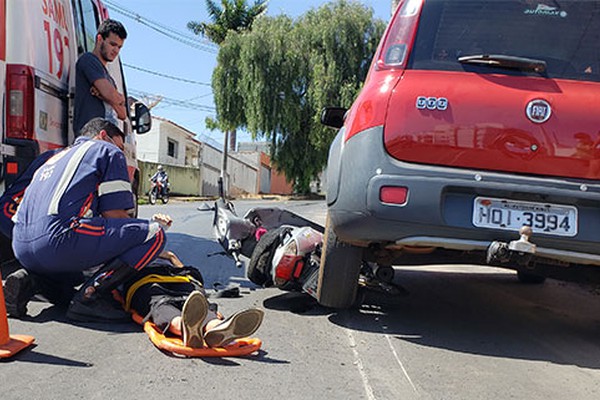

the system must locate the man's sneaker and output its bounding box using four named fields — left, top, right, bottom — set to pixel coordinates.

left=3, top=269, right=35, bottom=318
left=181, top=290, right=208, bottom=348
left=66, top=291, right=130, bottom=322
left=204, top=308, right=264, bottom=348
